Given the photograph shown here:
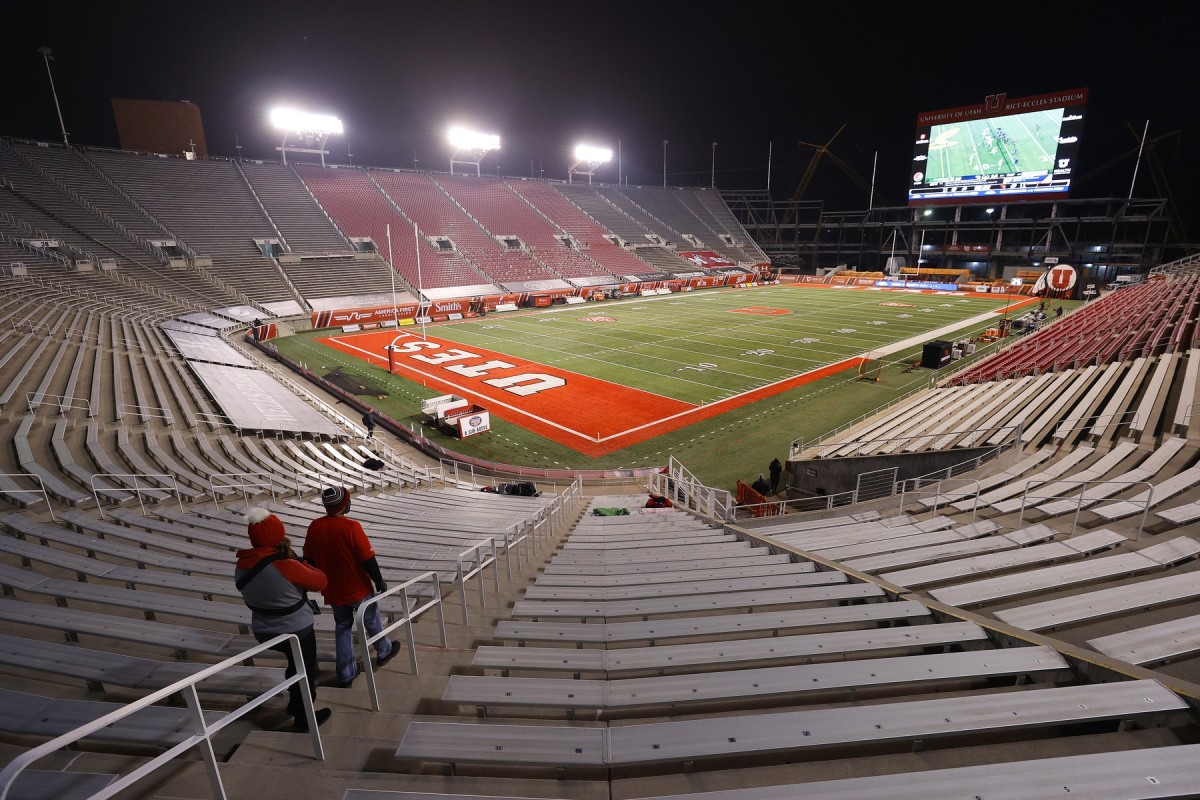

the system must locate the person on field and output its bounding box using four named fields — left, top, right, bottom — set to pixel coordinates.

left=768, top=458, right=783, bottom=492
left=303, top=487, right=398, bottom=688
